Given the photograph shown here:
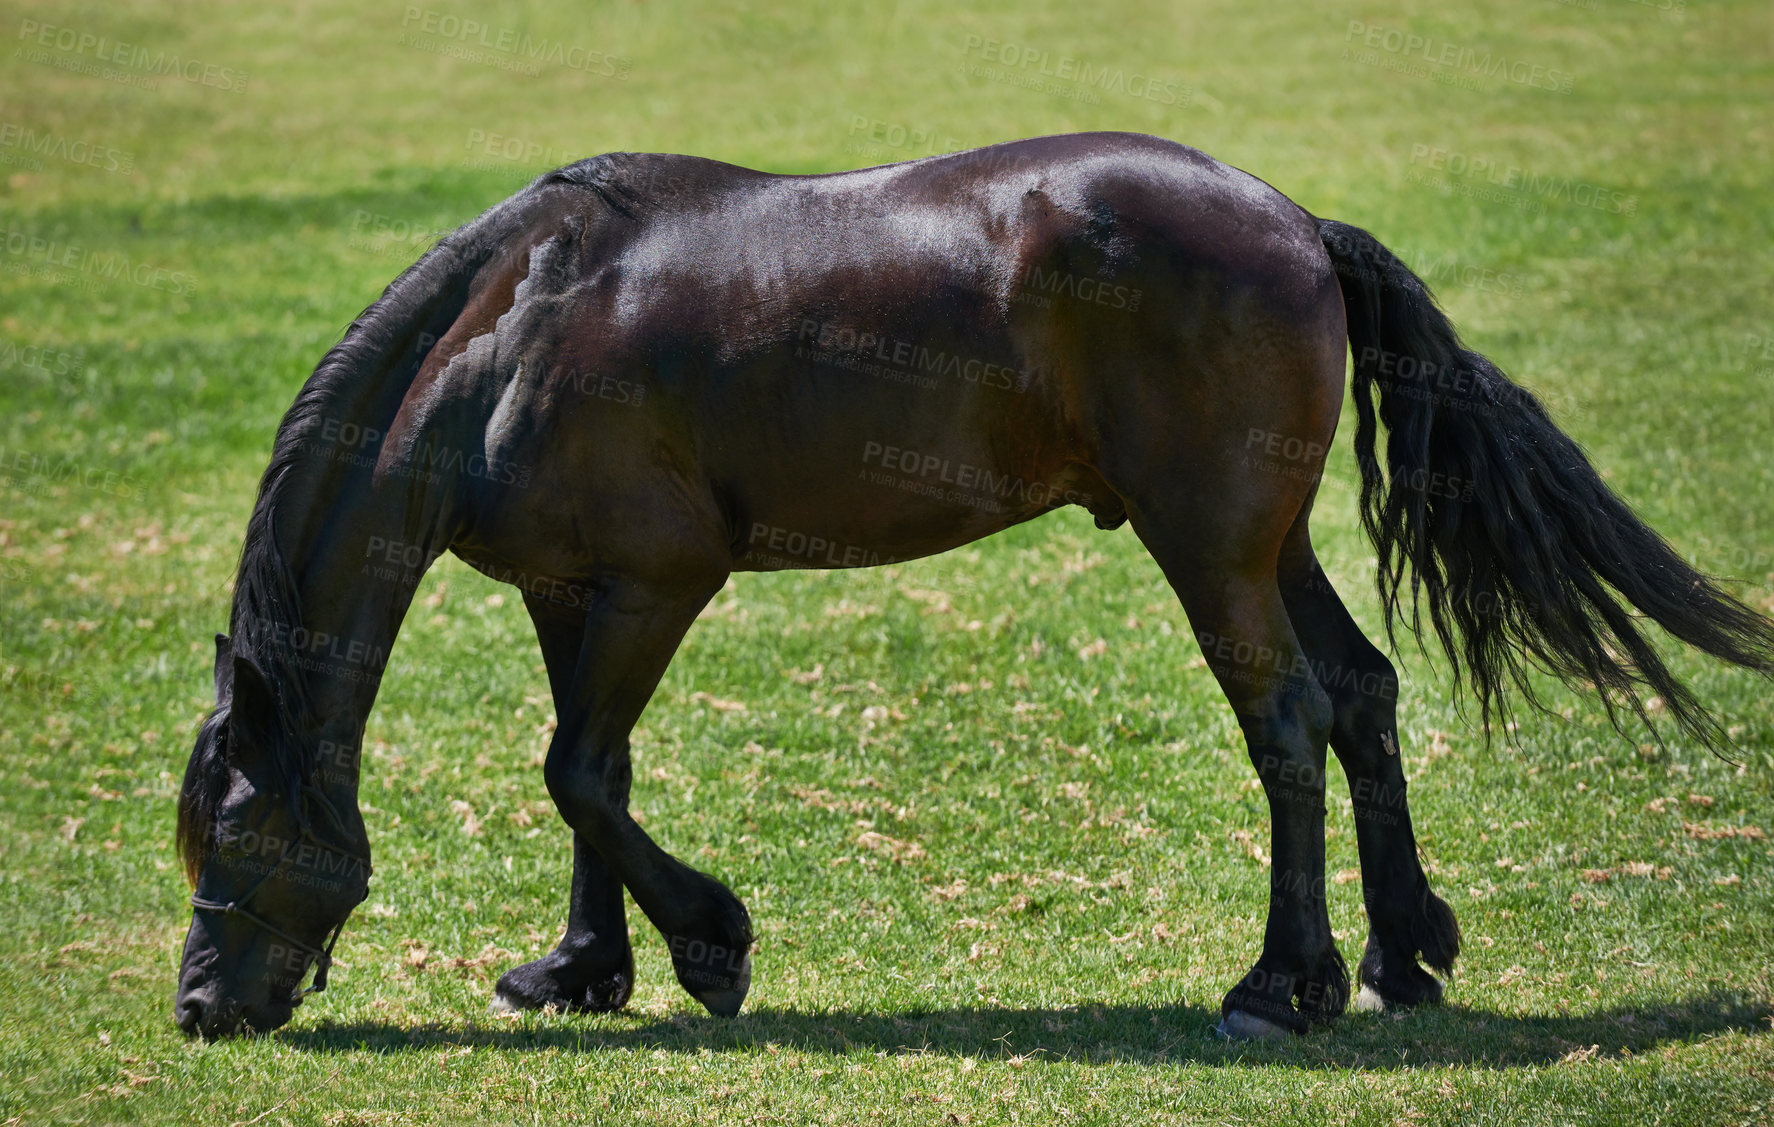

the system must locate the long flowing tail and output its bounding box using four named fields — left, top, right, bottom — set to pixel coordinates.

left=1315, top=218, right=1774, bottom=746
